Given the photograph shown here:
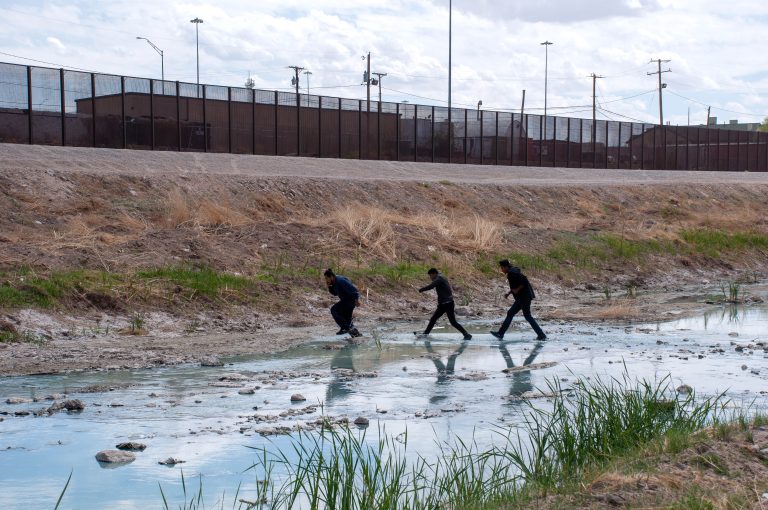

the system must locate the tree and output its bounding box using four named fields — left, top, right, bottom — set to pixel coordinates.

left=760, top=117, right=768, bottom=132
